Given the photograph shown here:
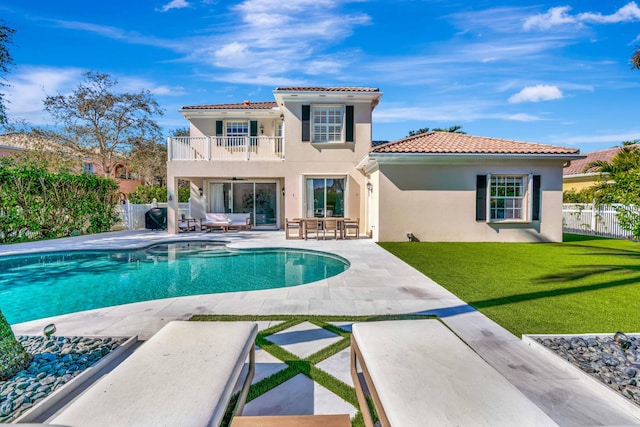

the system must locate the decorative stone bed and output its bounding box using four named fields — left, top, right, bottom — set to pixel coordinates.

left=0, top=335, right=135, bottom=423
left=524, top=332, right=640, bottom=410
